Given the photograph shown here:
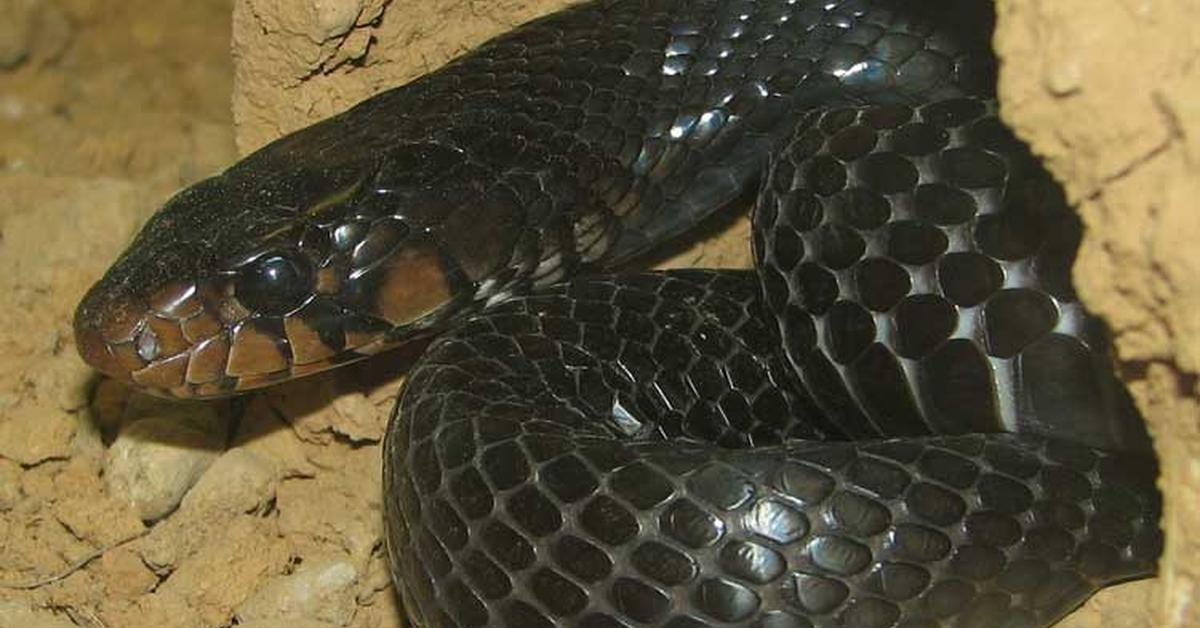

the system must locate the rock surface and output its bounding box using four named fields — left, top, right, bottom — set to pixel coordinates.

left=0, top=600, right=77, bottom=628
left=994, top=1, right=1199, bottom=624
left=104, top=400, right=228, bottom=521
left=235, top=556, right=360, bottom=625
